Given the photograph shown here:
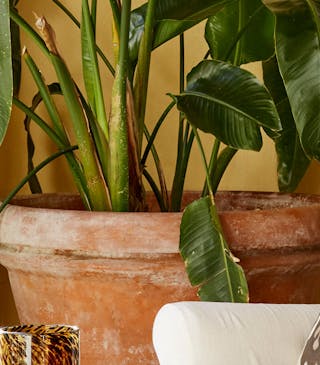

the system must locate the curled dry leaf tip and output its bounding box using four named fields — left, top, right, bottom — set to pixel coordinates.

left=33, top=12, right=59, bottom=55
